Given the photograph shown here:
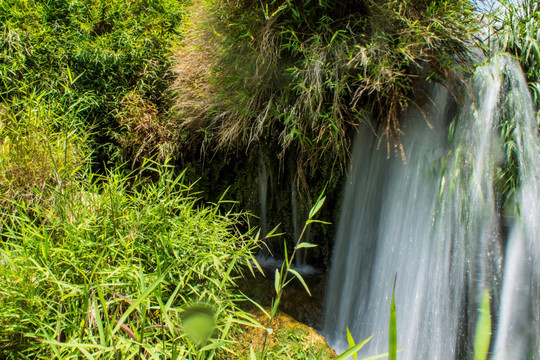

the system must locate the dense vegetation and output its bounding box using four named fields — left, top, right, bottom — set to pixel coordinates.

left=170, top=0, right=479, bottom=174
left=0, top=0, right=185, bottom=167
left=0, top=0, right=262, bottom=358
left=490, top=0, right=540, bottom=112
left=0, top=162, right=260, bottom=358
left=1, top=0, right=539, bottom=358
